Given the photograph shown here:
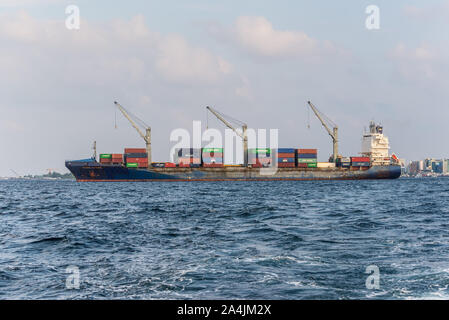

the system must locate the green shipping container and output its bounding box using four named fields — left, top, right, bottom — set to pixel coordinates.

left=202, top=148, right=223, bottom=153
left=126, top=163, right=139, bottom=168
left=297, top=158, right=317, bottom=164
left=249, top=148, right=271, bottom=154
left=307, top=163, right=318, bottom=168
left=100, top=154, right=112, bottom=159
